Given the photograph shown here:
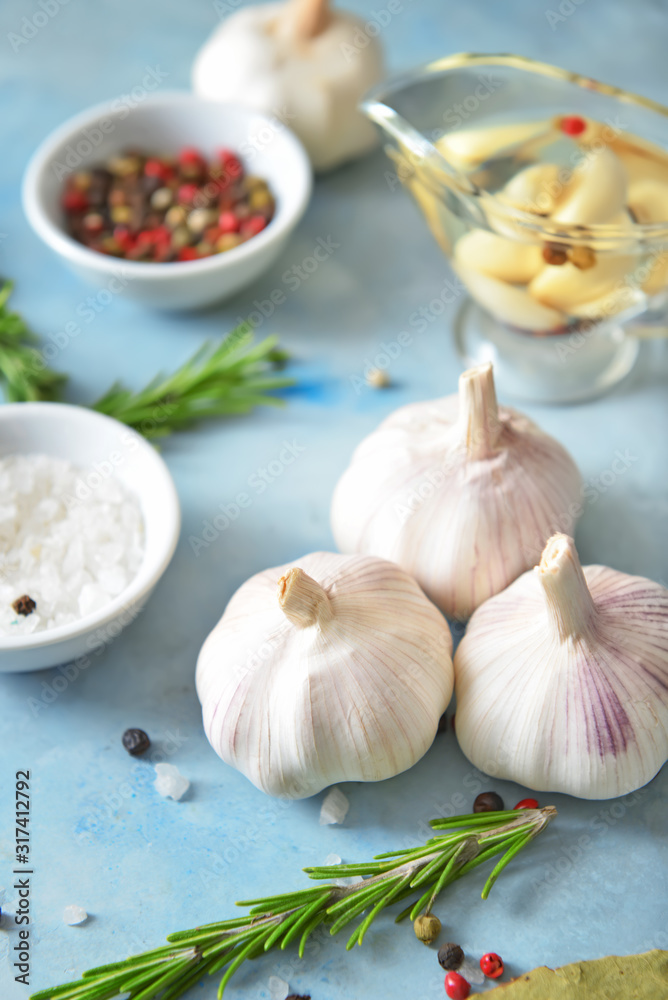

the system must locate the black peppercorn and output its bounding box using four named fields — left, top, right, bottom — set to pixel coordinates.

left=122, top=728, right=151, bottom=756
left=438, top=941, right=464, bottom=971
left=473, top=791, right=505, bottom=813
left=12, top=595, right=36, bottom=616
